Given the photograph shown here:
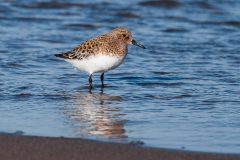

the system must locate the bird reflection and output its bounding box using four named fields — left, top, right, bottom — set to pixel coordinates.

left=66, top=87, right=127, bottom=141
